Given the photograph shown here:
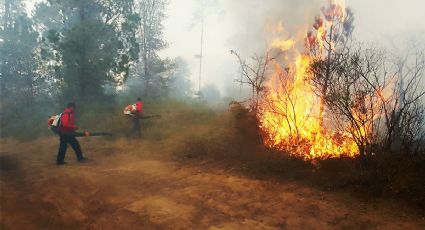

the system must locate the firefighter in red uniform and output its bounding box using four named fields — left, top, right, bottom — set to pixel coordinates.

left=128, top=98, right=143, bottom=137
left=56, top=102, right=87, bottom=165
